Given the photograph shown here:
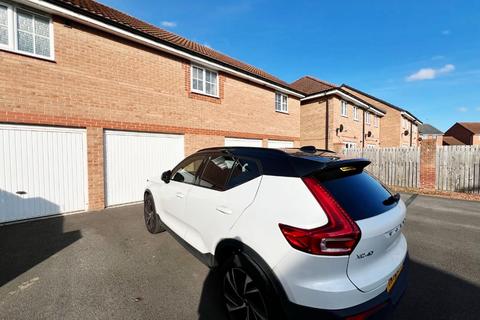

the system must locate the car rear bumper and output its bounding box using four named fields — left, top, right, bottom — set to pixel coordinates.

left=283, top=254, right=409, bottom=319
